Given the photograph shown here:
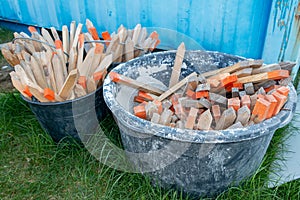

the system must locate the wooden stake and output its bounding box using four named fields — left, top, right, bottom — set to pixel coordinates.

left=157, top=72, right=197, bottom=101
left=52, top=54, right=65, bottom=91
left=169, top=42, right=185, bottom=88
left=109, top=71, right=165, bottom=95
left=59, top=69, right=78, bottom=99
left=41, top=28, right=55, bottom=46
left=62, top=25, right=70, bottom=61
